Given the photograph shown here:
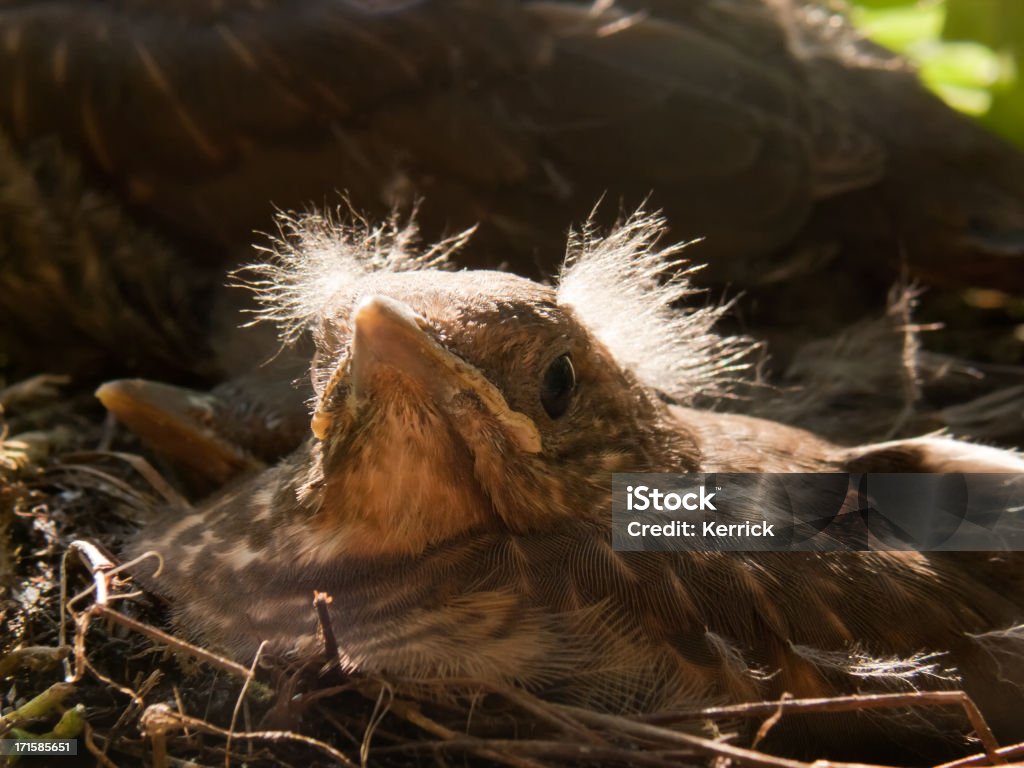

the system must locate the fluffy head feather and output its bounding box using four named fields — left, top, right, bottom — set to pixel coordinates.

left=557, top=209, right=755, bottom=401
left=237, top=205, right=473, bottom=343
left=243, top=205, right=754, bottom=401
